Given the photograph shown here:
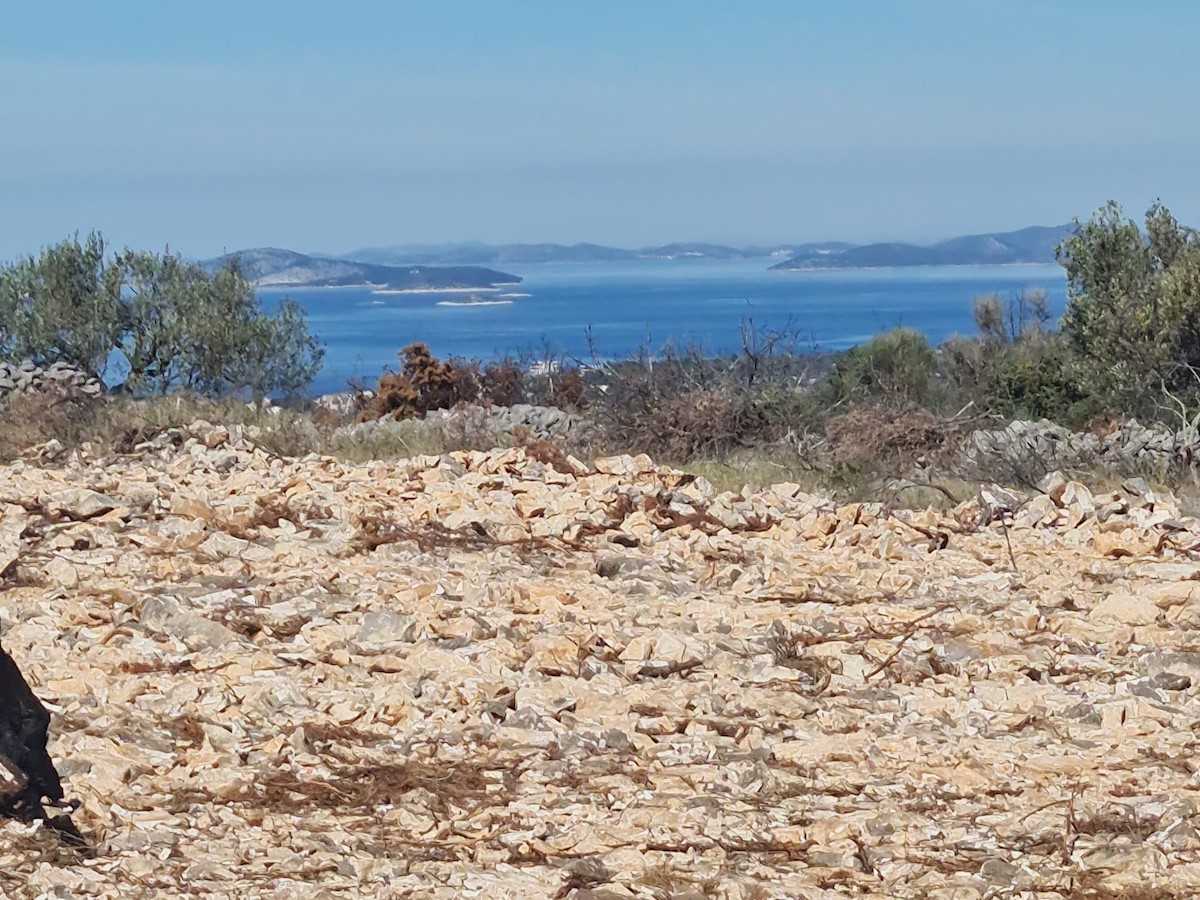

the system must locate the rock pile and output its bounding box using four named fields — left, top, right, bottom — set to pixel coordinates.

left=335, top=402, right=585, bottom=444
left=3, top=436, right=1200, bottom=895
left=966, top=417, right=1196, bottom=473
left=0, top=361, right=104, bottom=403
